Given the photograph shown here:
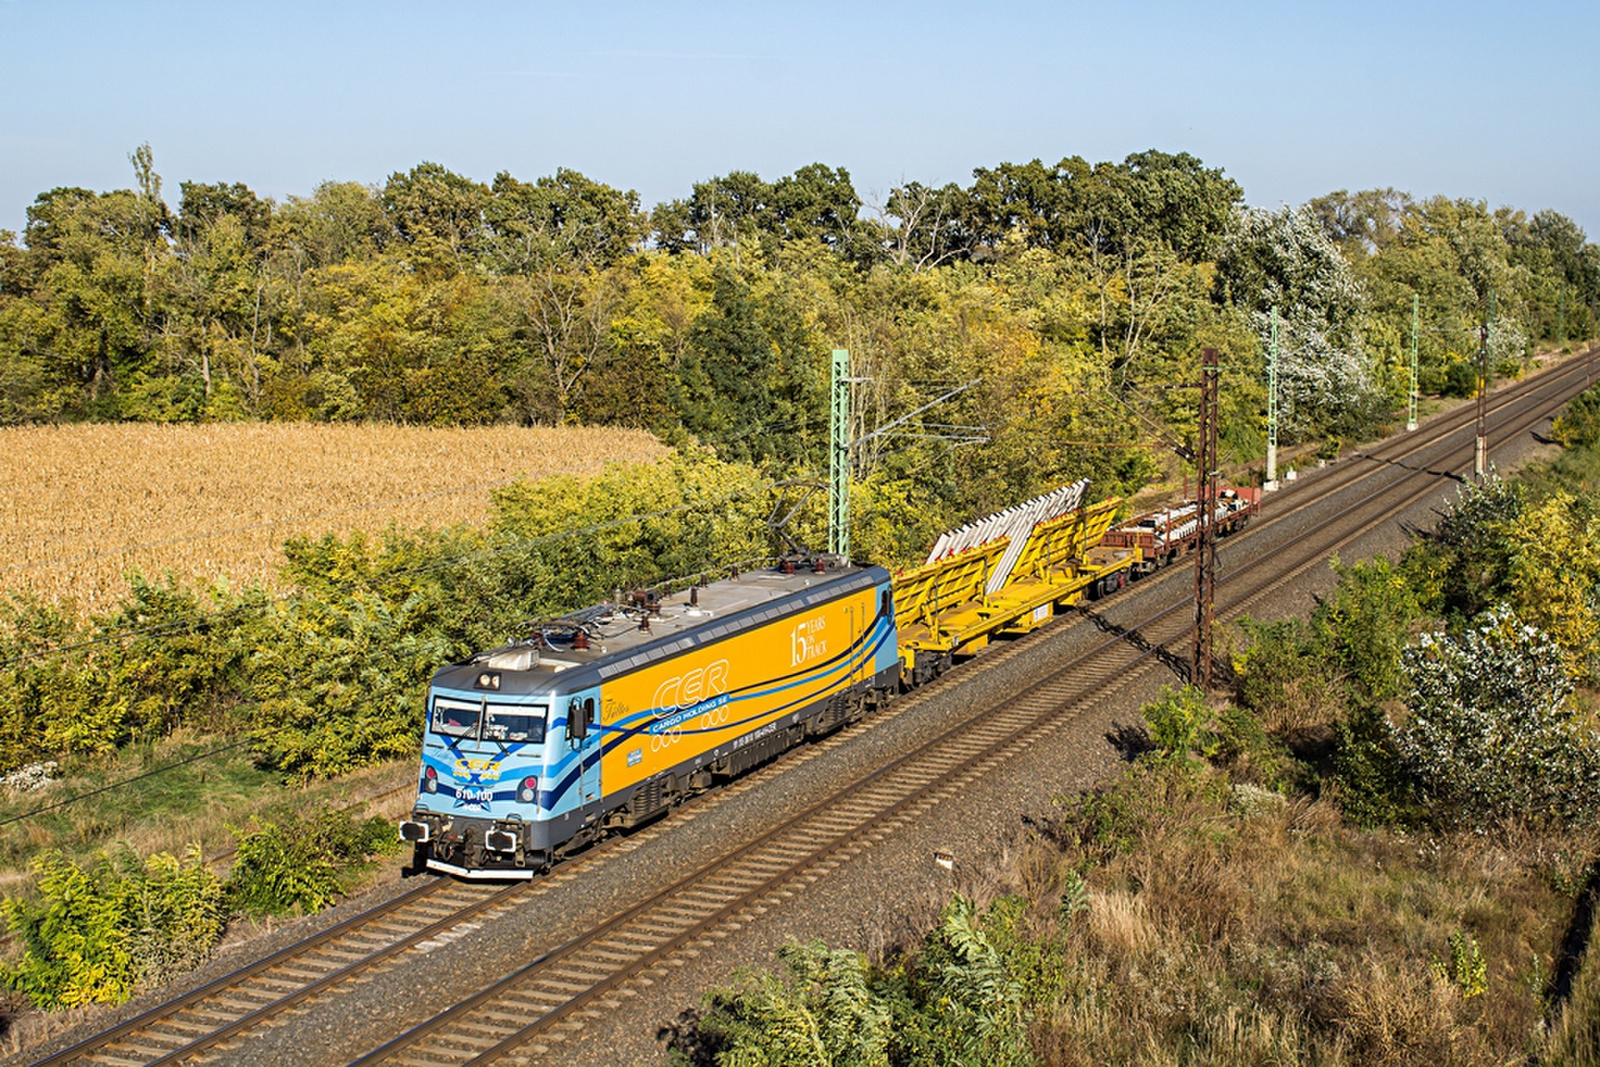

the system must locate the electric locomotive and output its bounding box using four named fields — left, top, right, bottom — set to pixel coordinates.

left=400, top=556, right=899, bottom=878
